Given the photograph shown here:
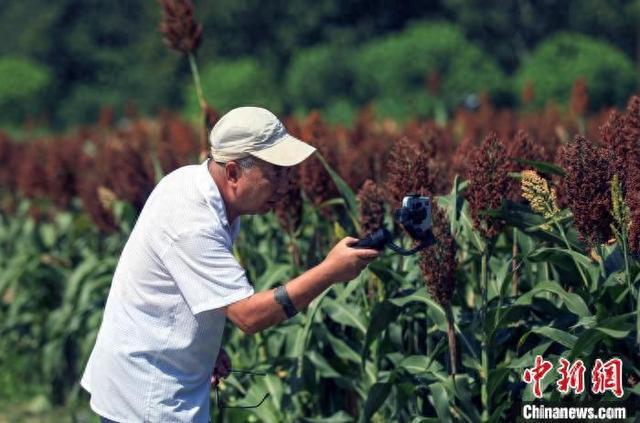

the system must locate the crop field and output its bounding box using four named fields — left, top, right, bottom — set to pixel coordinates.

left=1, top=0, right=639, bottom=421
left=1, top=90, right=639, bottom=421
